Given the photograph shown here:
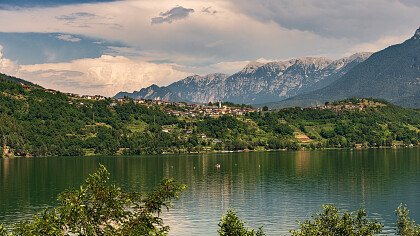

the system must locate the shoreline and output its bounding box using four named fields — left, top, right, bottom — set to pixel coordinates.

left=2, top=145, right=418, bottom=159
